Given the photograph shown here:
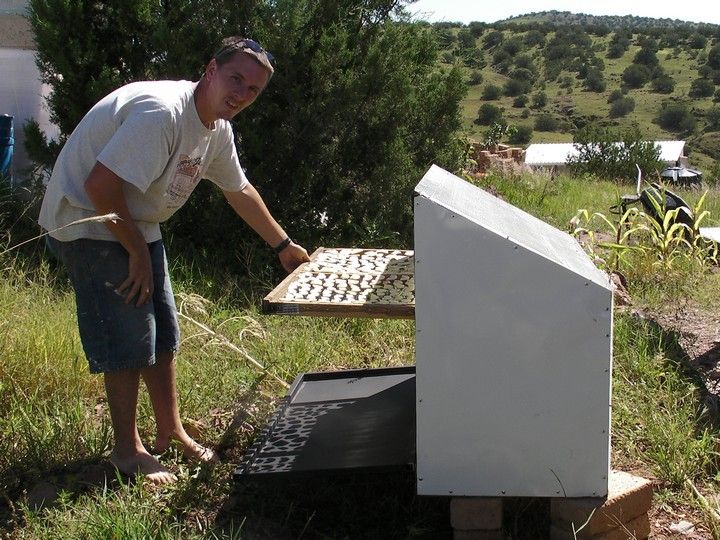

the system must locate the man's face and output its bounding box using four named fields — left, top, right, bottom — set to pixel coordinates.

left=204, top=52, right=270, bottom=121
